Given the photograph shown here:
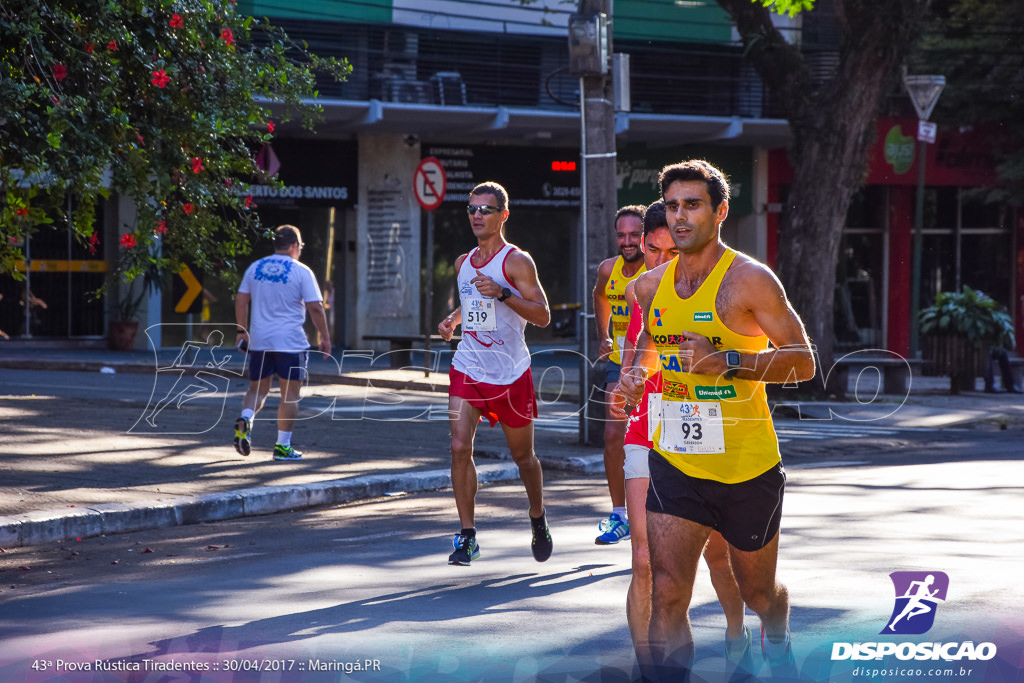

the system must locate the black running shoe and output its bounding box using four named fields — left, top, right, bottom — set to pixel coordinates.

left=448, top=534, right=480, bottom=565
left=531, top=512, right=552, bottom=562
